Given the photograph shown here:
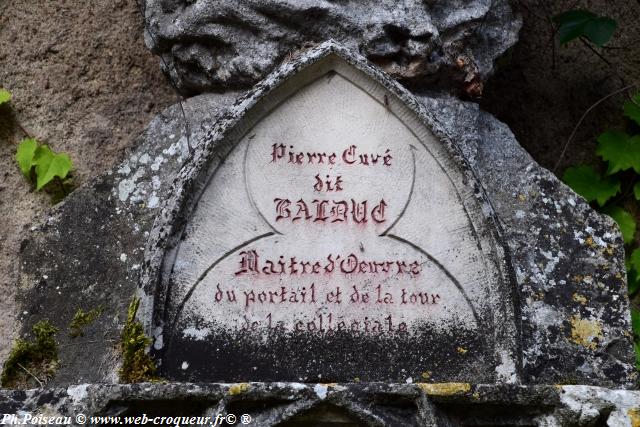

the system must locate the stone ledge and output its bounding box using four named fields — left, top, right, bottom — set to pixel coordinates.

left=1, top=383, right=638, bottom=426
